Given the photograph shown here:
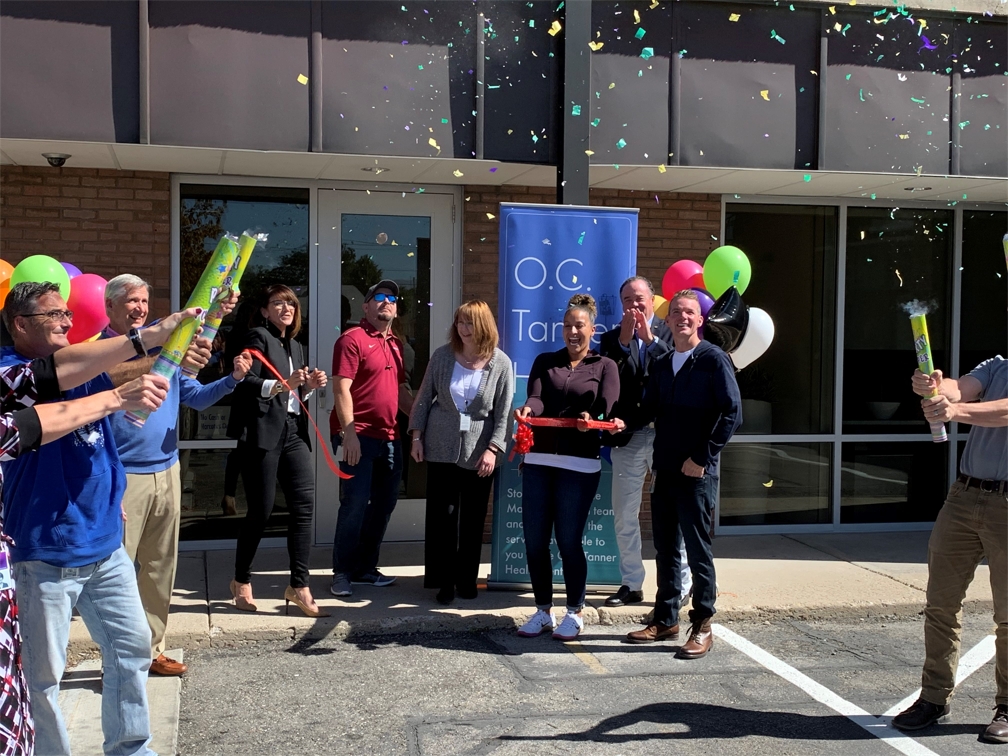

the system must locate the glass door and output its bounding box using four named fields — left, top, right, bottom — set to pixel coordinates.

left=314, top=189, right=458, bottom=545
